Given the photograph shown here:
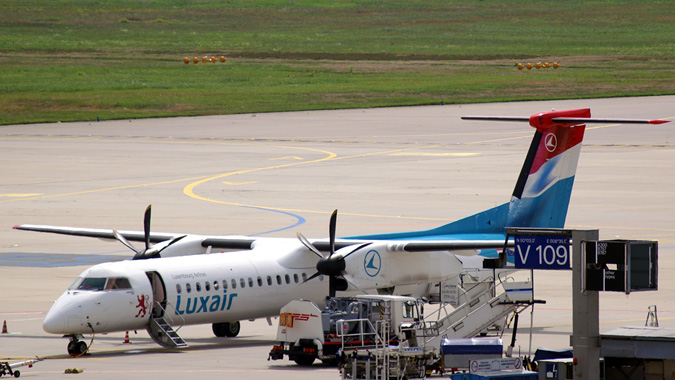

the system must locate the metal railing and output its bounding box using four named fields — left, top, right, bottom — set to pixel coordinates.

left=153, top=300, right=186, bottom=331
